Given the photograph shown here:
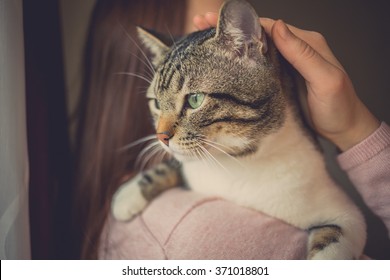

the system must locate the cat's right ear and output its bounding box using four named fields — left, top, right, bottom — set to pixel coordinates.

left=137, top=27, right=170, bottom=67
left=215, top=0, right=267, bottom=56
